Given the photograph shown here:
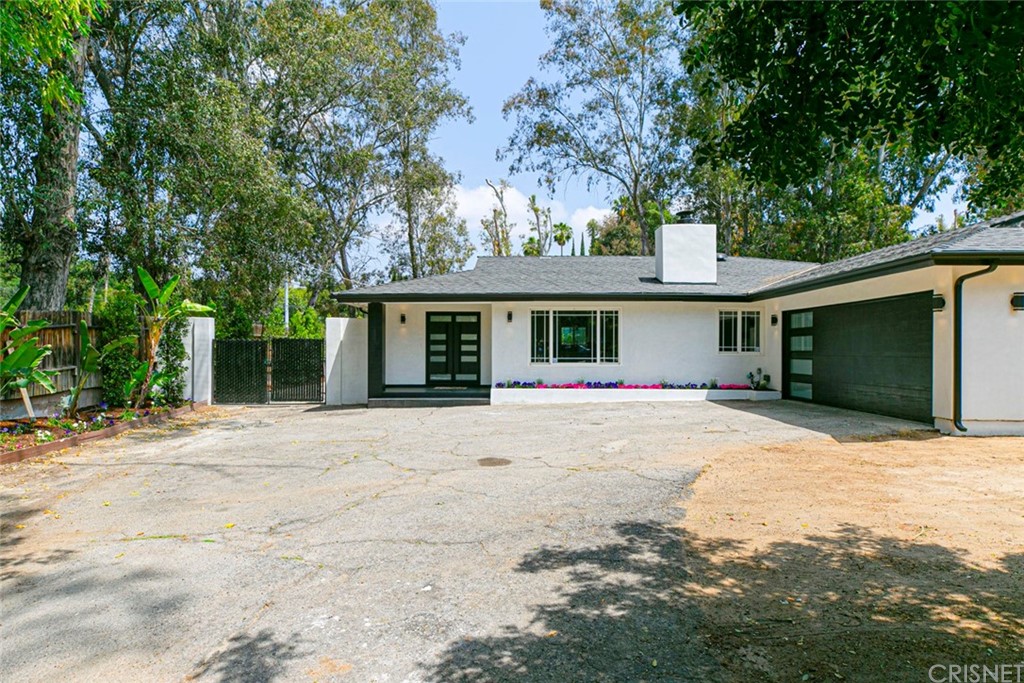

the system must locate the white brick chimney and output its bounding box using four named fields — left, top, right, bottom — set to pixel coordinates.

left=655, top=223, right=718, bottom=284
